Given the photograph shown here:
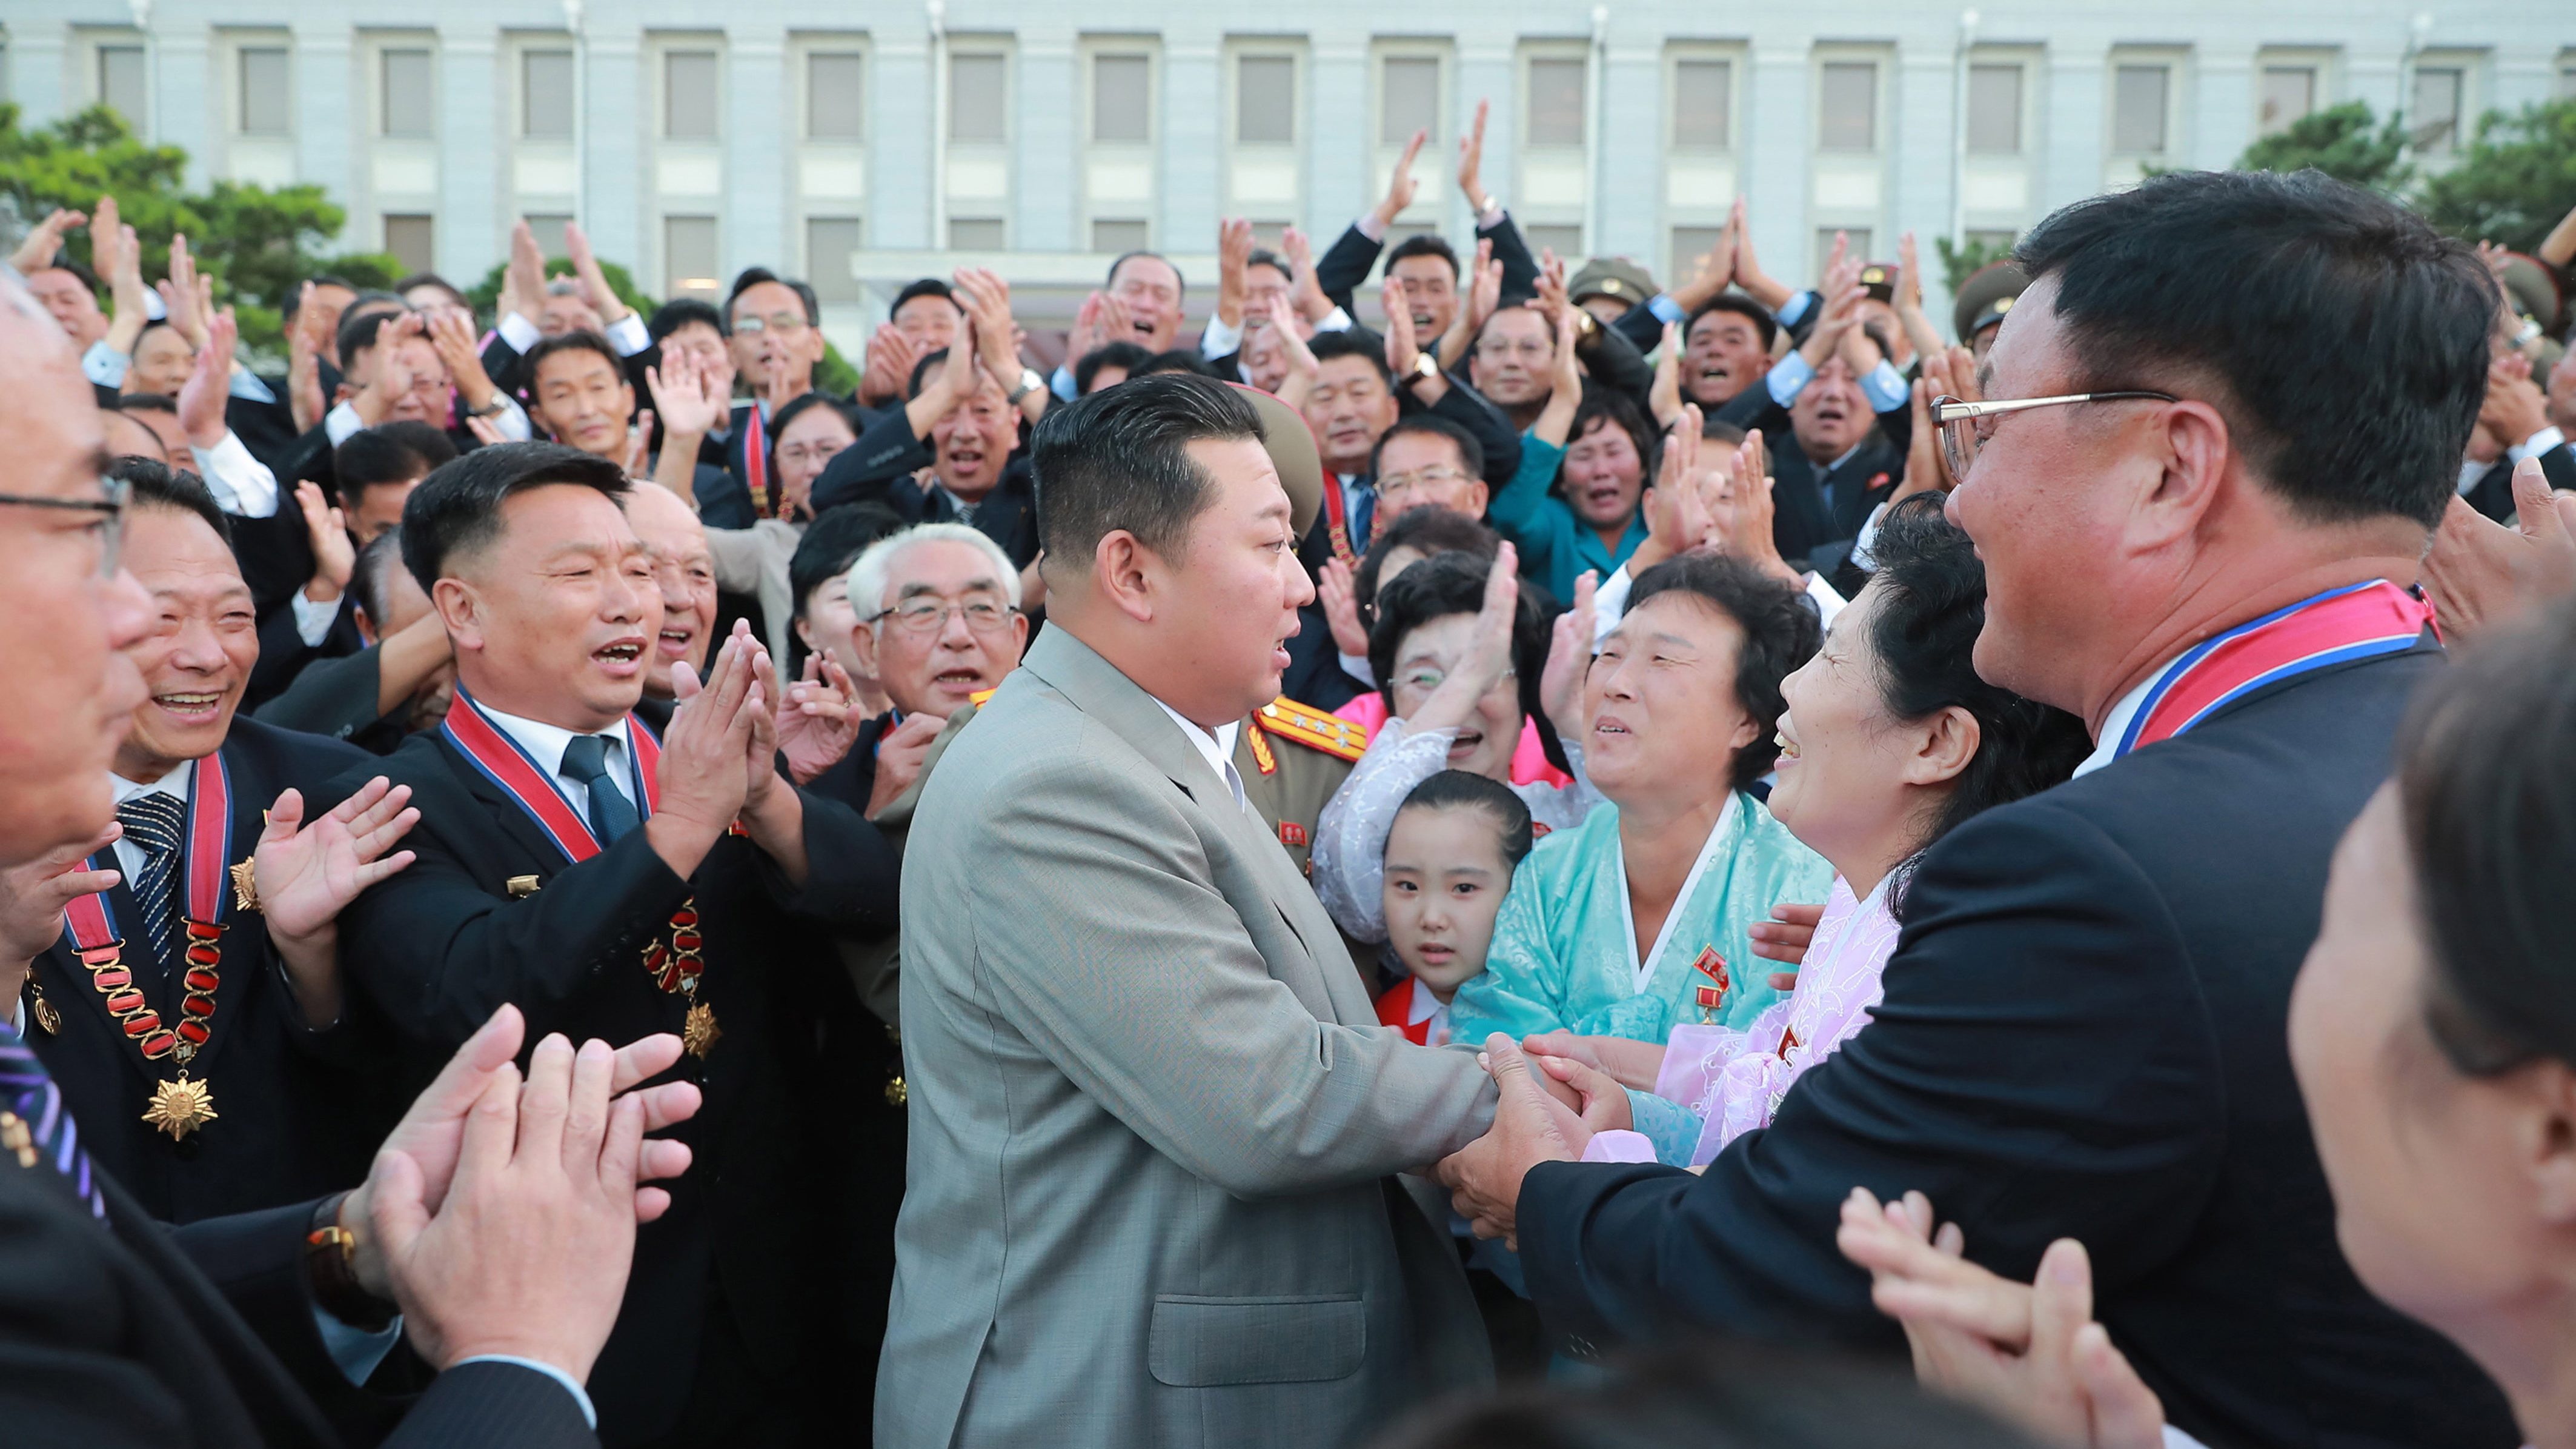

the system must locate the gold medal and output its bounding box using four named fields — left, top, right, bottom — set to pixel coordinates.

left=142, top=1074, right=219, bottom=1141
left=229, top=857, right=260, bottom=913
left=27, top=985, right=59, bottom=1036
left=682, top=1001, right=722, bottom=1059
